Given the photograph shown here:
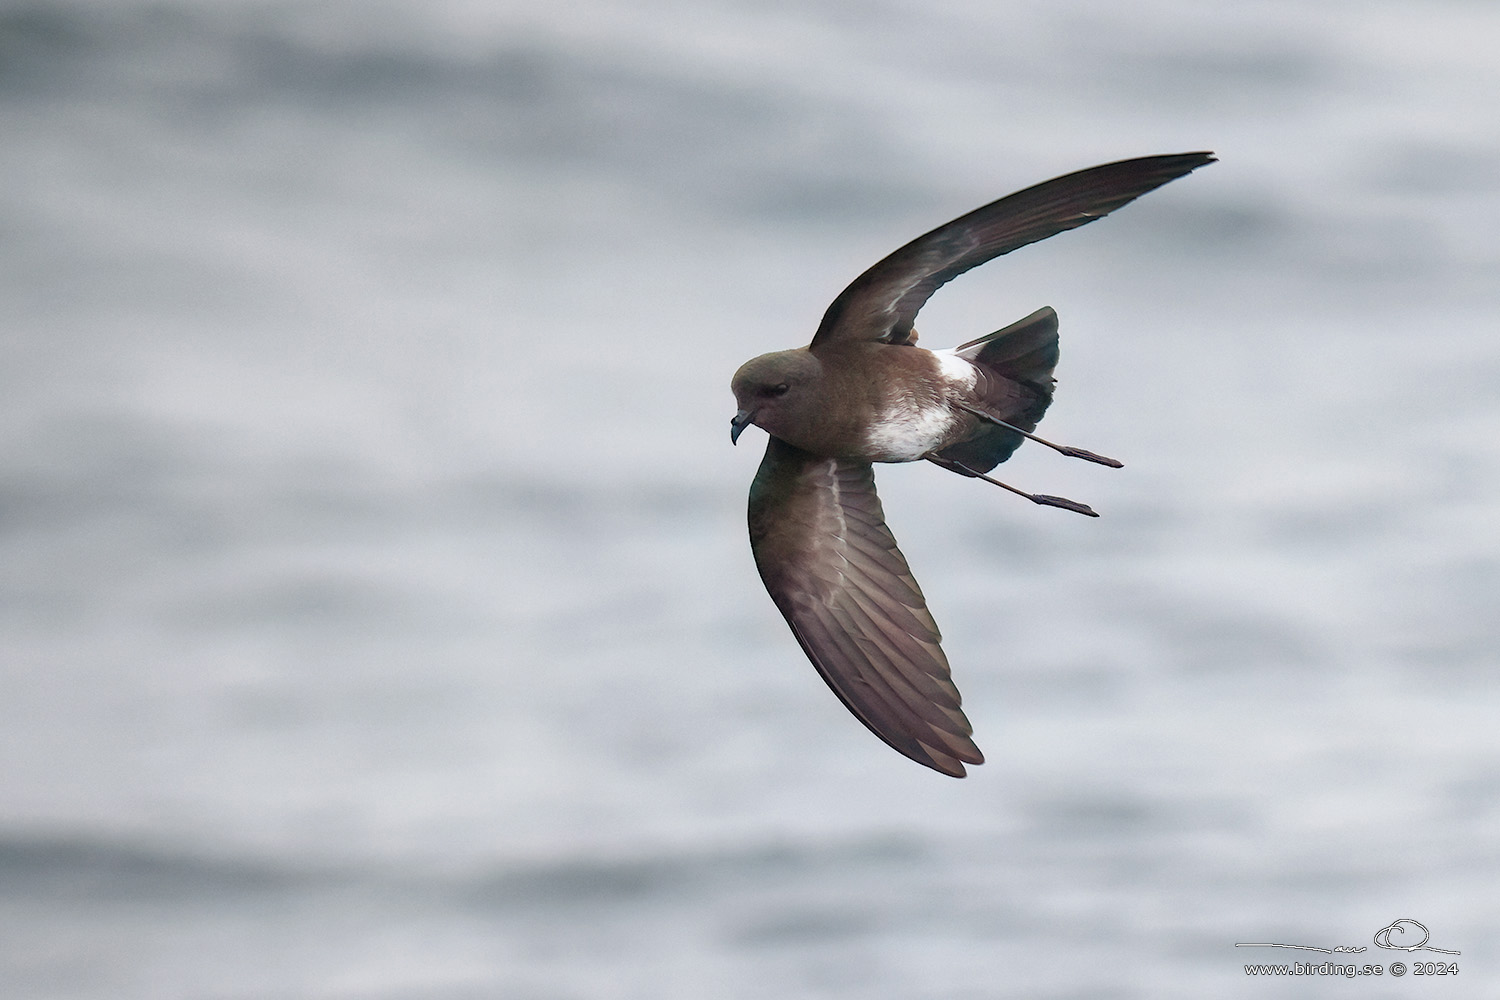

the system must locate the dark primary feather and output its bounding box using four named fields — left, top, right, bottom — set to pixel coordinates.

left=748, top=436, right=983, bottom=777
left=810, top=152, right=1216, bottom=347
